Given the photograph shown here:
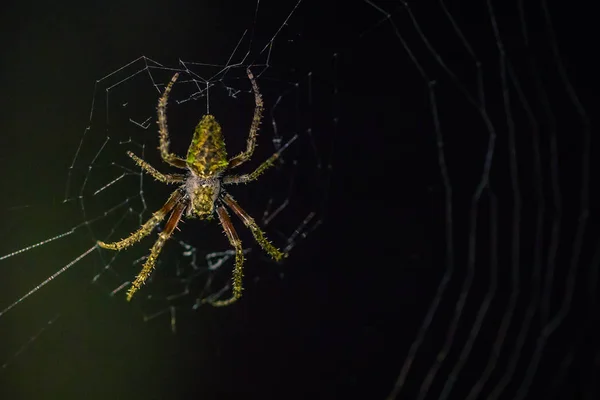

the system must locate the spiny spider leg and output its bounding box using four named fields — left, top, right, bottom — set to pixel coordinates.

left=127, top=151, right=185, bottom=184
left=222, top=194, right=286, bottom=261
left=223, top=133, right=298, bottom=185
left=97, top=190, right=183, bottom=251
left=127, top=201, right=186, bottom=300
left=209, top=205, right=245, bottom=307
left=157, top=72, right=187, bottom=169
left=228, top=68, right=264, bottom=169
